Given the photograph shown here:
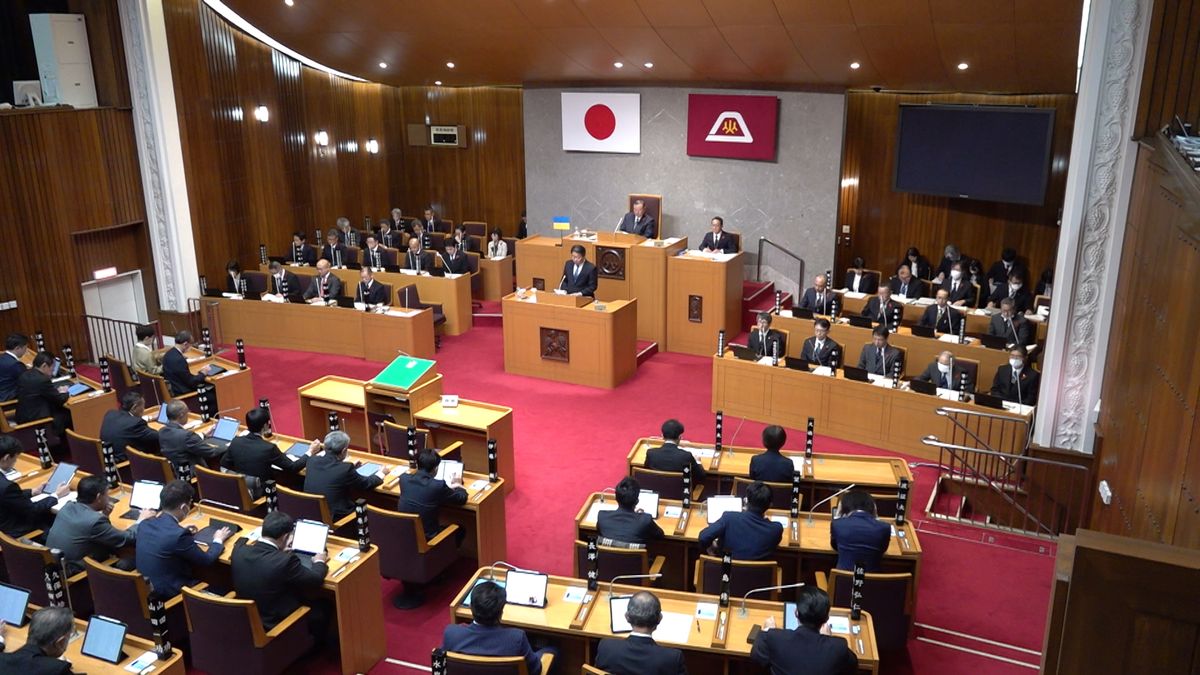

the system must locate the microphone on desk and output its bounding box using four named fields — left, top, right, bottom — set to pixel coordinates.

left=213, top=406, right=242, bottom=420
left=740, top=583, right=807, bottom=618
left=404, top=286, right=411, bottom=308
left=609, top=573, right=662, bottom=599
left=806, top=483, right=858, bottom=526
left=597, top=487, right=617, bottom=503
left=487, top=561, right=531, bottom=580
left=558, top=273, right=567, bottom=291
